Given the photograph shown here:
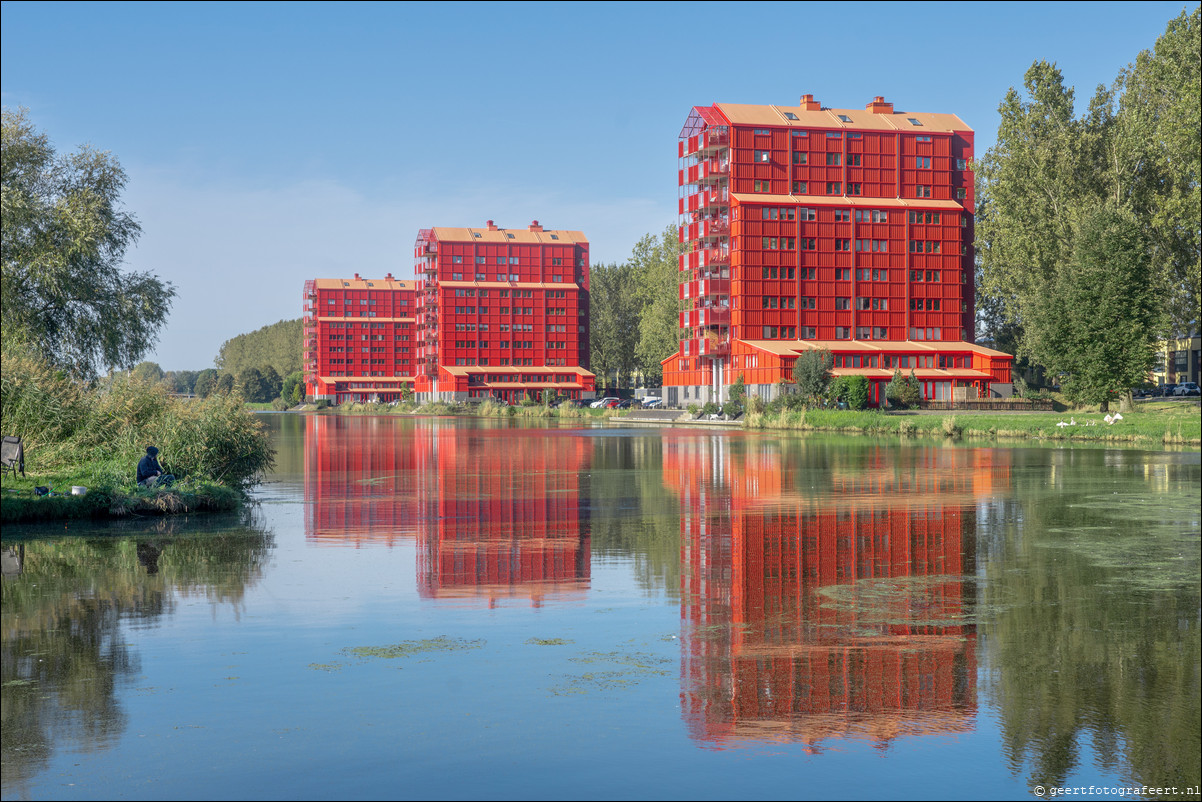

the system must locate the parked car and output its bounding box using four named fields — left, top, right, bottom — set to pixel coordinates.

left=640, top=396, right=662, bottom=407
left=1173, top=382, right=1200, bottom=396
left=603, top=398, right=622, bottom=409
left=590, top=397, right=619, bottom=409
left=1160, top=383, right=1177, bottom=397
